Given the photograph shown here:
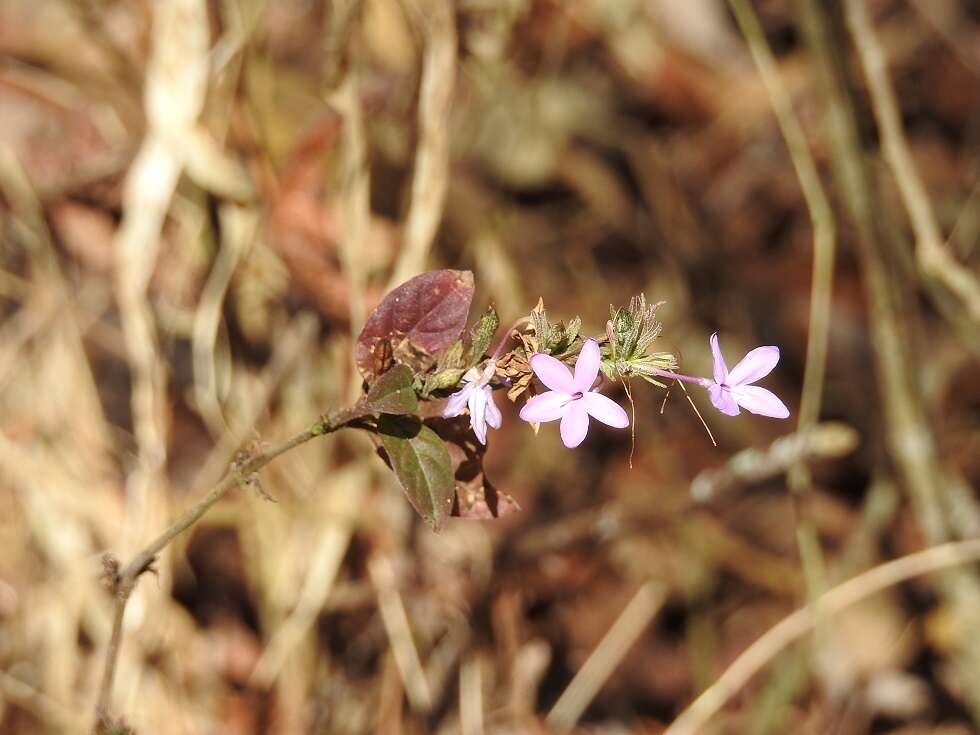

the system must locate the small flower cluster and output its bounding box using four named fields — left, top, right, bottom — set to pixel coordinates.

left=443, top=297, right=789, bottom=449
